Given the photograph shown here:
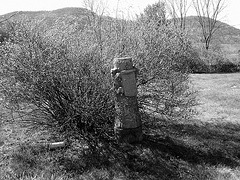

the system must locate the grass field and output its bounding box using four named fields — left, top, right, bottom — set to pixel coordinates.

left=191, top=73, right=240, bottom=124
left=1, top=73, right=240, bottom=179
